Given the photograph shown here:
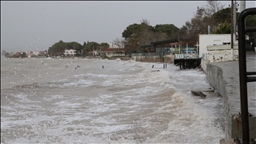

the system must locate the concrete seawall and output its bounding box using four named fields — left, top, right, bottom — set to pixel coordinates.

left=204, top=52, right=256, bottom=140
